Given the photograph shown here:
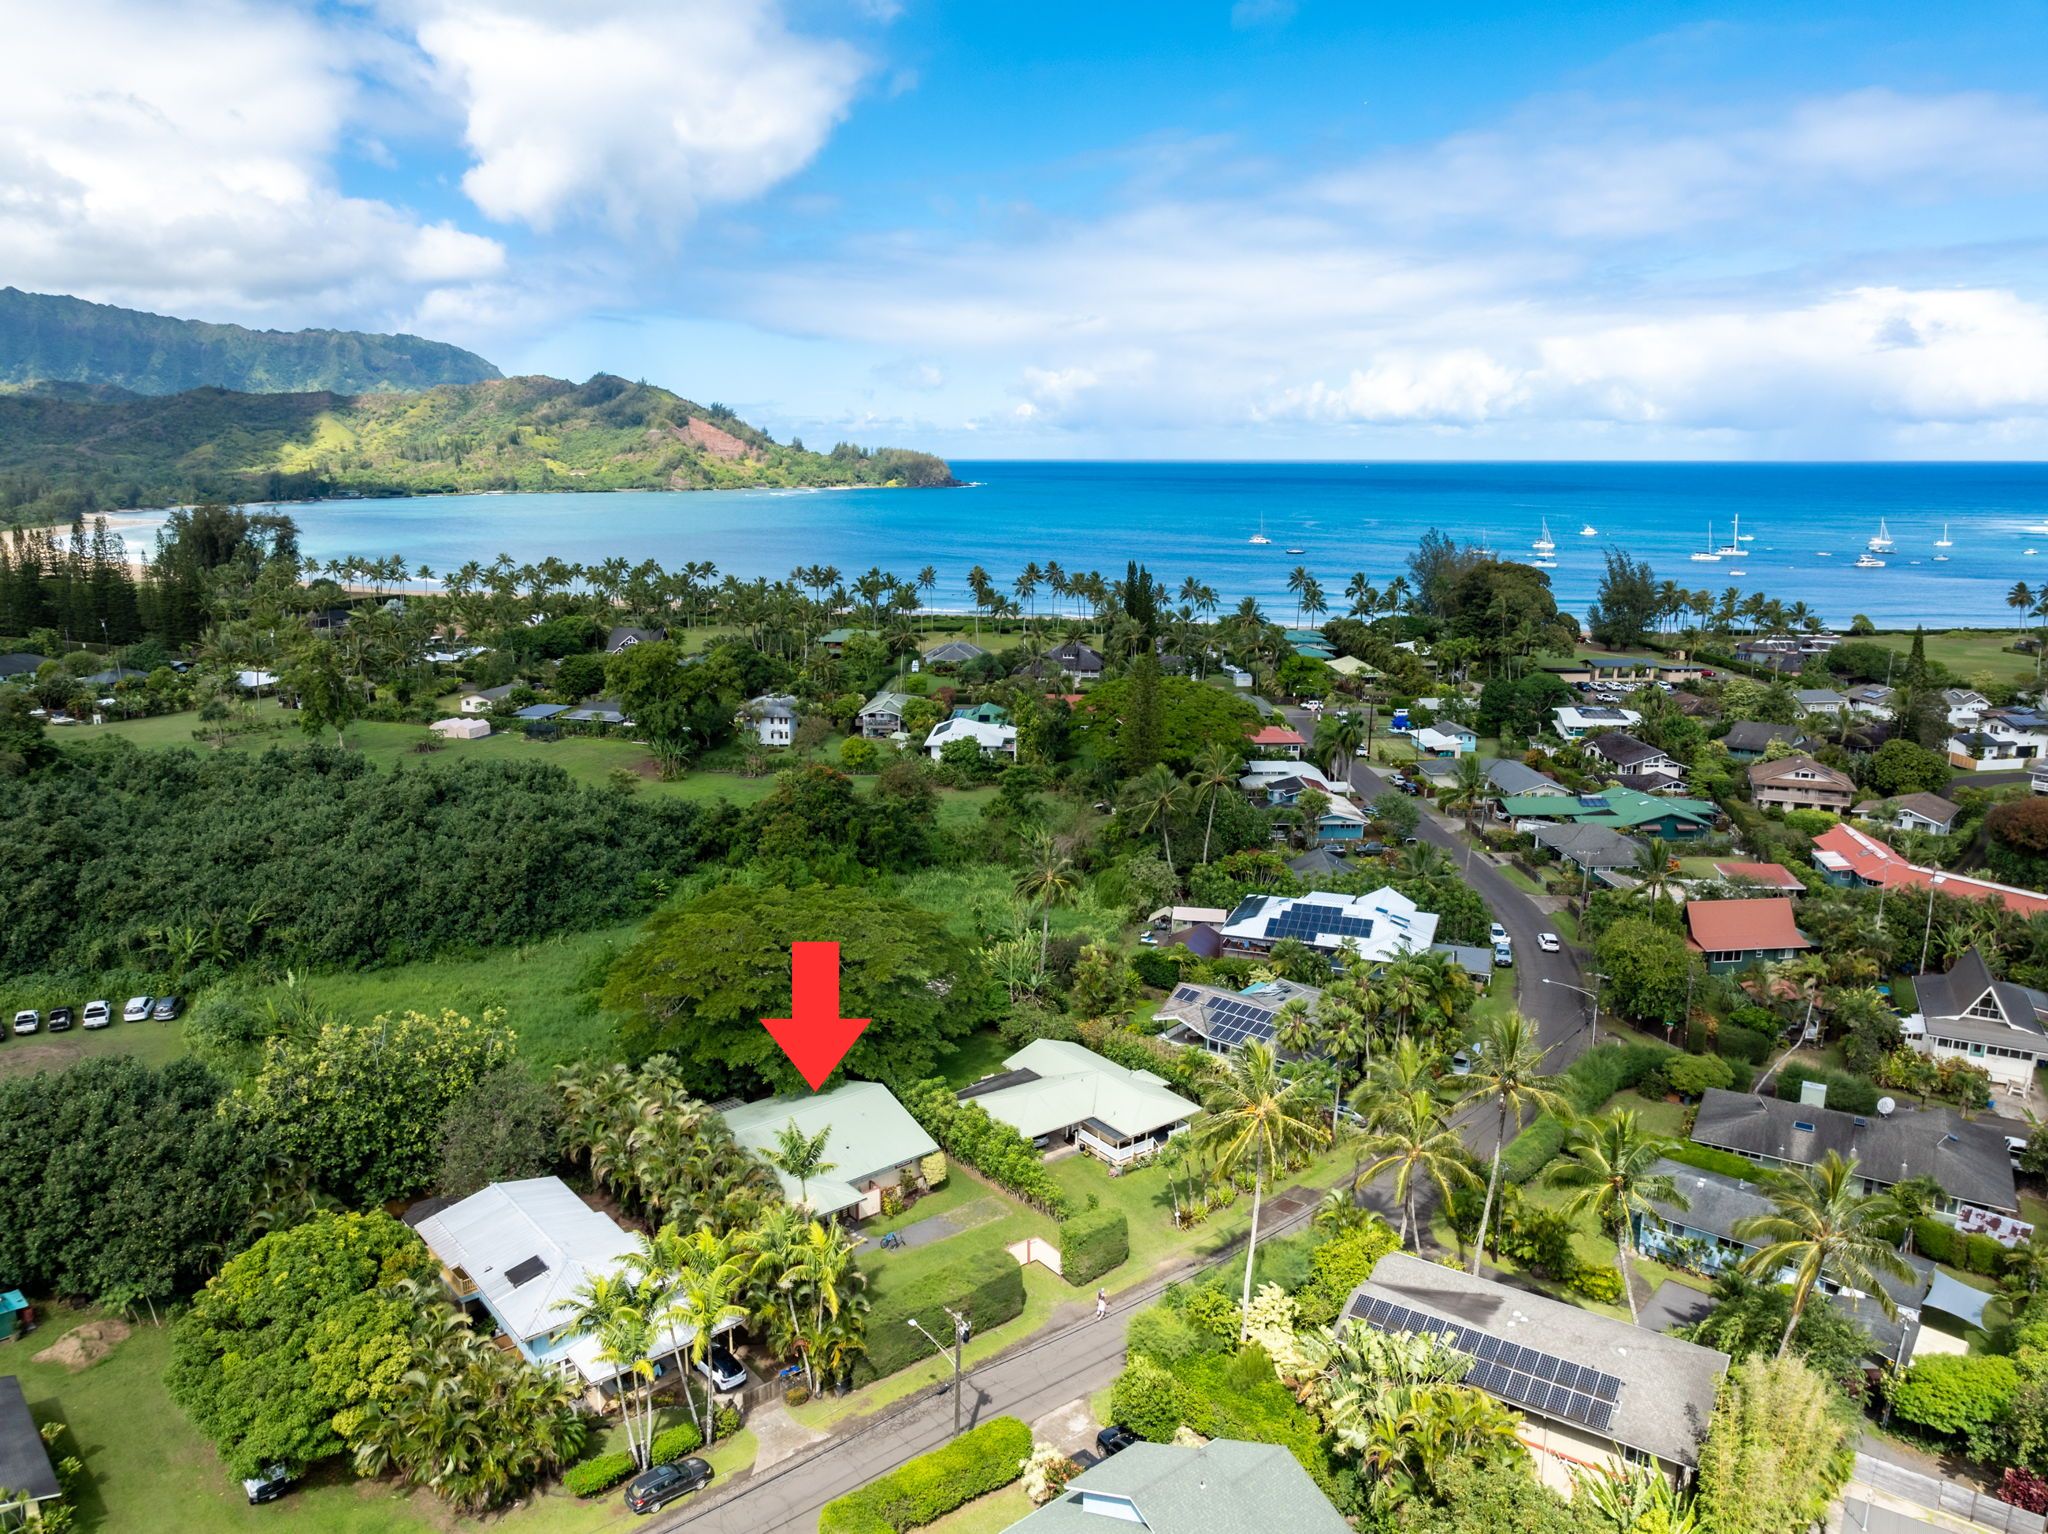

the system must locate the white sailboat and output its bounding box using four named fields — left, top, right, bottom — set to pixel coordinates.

left=1713, top=514, right=1744, bottom=557
left=1532, top=518, right=1556, bottom=553
left=1689, top=524, right=1722, bottom=562
left=1935, top=522, right=1953, bottom=549
left=1249, top=510, right=1270, bottom=546
left=1867, top=518, right=1894, bottom=552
